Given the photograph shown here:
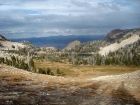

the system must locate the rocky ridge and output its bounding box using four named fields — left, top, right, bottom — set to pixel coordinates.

left=0, top=35, right=8, bottom=41
left=99, top=34, right=140, bottom=55
left=63, top=40, right=81, bottom=50
left=0, top=34, right=34, bottom=51
left=103, top=28, right=140, bottom=43
left=62, top=28, right=140, bottom=54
